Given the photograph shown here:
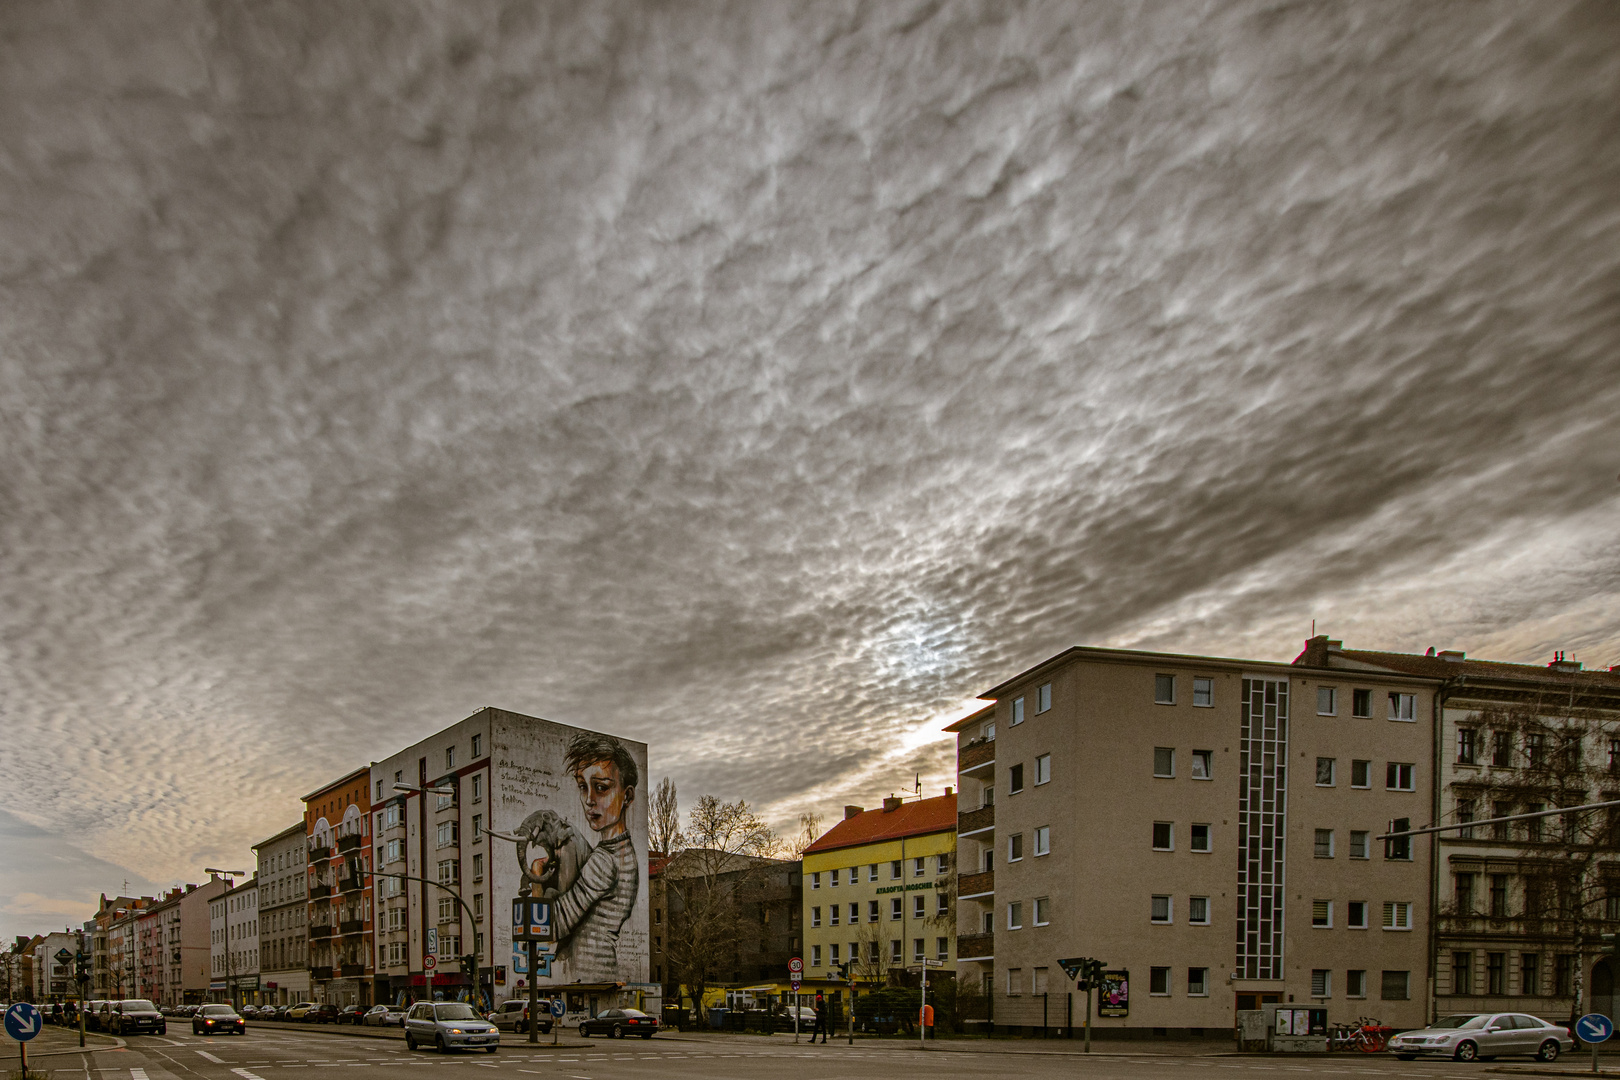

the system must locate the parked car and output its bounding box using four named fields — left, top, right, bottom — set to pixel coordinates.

left=178, top=1005, right=201, bottom=1017
left=578, top=1008, right=658, bottom=1039
left=102, top=1000, right=167, bottom=1036
left=403, top=1001, right=499, bottom=1053
left=1388, top=1013, right=1573, bottom=1062
left=286, top=1001, right=319, bottom=1021
left=362, top=1005, right=404, bottom=1027
left=240, top=1005, right=260, bottom=1019
left=302, top=1003, right=340, bottom=1024
left=85, top=1001, right=110, bottom=1031
left=336, top=1004, right=367, bottom=1025
left=192, top=1004, right=245, bottom=1036
left=488, top=1000, right=553, bottom=1035
left=269, top=1005, right=293, bottom=1021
